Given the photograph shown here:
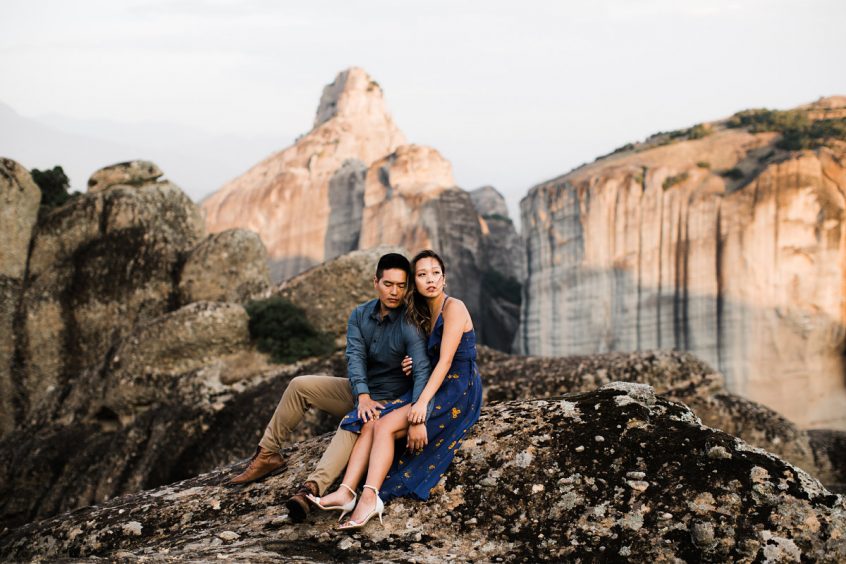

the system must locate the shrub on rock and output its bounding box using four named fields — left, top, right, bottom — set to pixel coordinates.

left=245, top=297, right=333, bottom=363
